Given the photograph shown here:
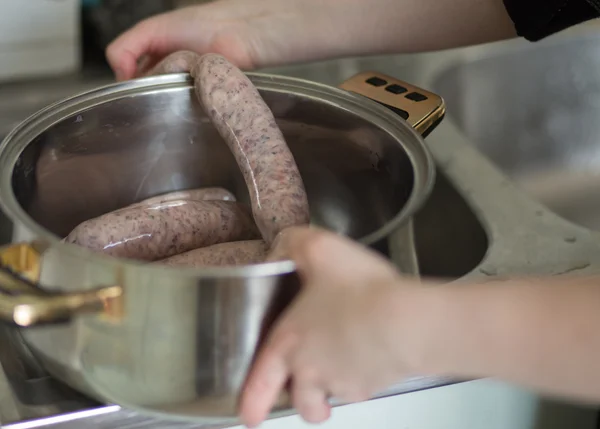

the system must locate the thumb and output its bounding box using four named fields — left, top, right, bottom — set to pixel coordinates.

left=266, top=226, right=346, bottom=282
left=268, top=226, right=401, bottom=286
